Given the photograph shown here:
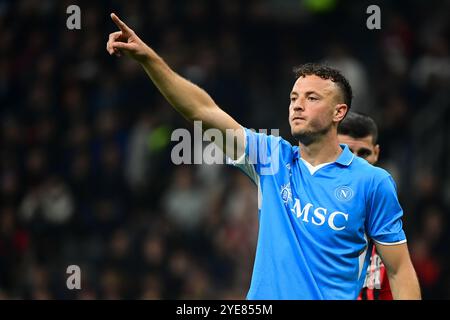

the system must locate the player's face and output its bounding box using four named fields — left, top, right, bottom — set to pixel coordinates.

left=289, top=75, right=347, bottom=145
left=337, top=134, right=380, bottom=164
